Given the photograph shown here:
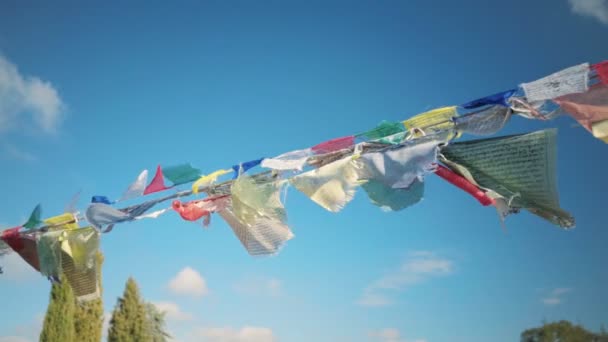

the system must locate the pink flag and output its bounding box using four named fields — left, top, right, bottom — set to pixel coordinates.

left=144, top=165, right=170, bottom=195
left=593, top=61, right=608, bottom=85
left=554, top=84, right=608, bottom=133
left=311, top=136, right=355, bottom=154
